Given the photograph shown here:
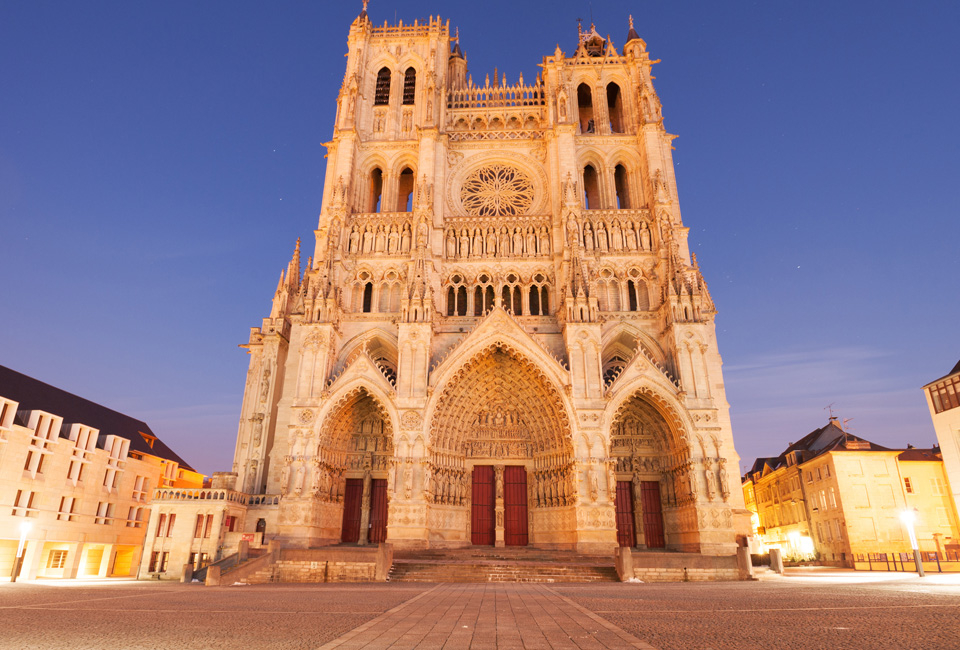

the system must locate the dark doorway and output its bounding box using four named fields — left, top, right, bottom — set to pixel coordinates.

left=504, top=466, right=529, bottom=546
left=640, top=481, right=665, bottom=548
left=368, top=479, right=388, bottom=543
left=341, top=478, right=363, bottom=543
left=471, top=465, right=495, bottom=545
left=615, top=481, right=636, bottom=547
